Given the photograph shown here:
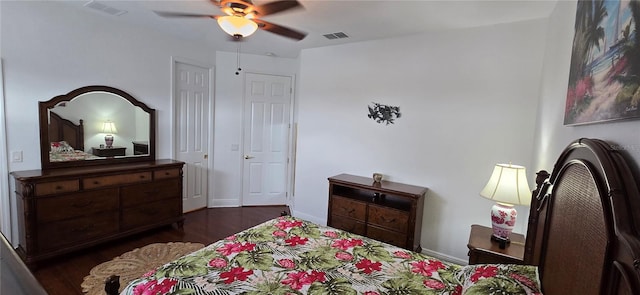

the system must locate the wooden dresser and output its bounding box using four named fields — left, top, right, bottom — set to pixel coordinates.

left=327, top=174, right=427, bottom=252
left=10, top=159, right=184, bottom=267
